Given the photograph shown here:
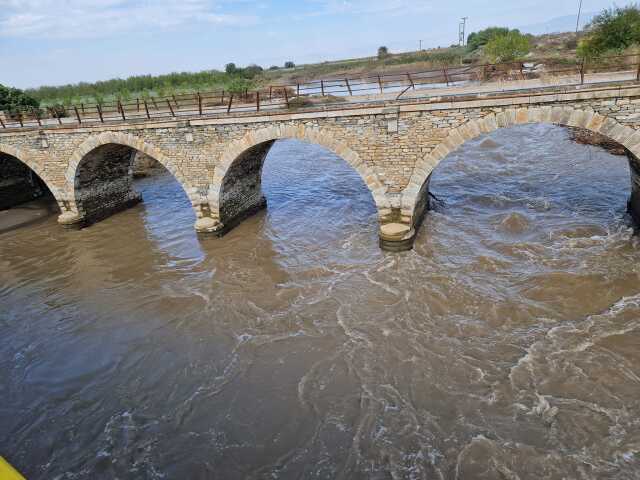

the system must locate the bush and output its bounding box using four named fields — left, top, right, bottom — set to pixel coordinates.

left=484, top=31, right=531, bottom=62
left=0, top=84, right=39, bottom=114
left=577, top=5, right=640, bottom=58
left=467, top=27, right=510, bottom=52
left=377, top=46, right=389, bottom=59
left=241, top=64, right=263, bottom=79
left=269, top=65, right=280, bottom=70
left=225, top=63, right=238, bottom=74
left=284, top=61, right=295, bottom=68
